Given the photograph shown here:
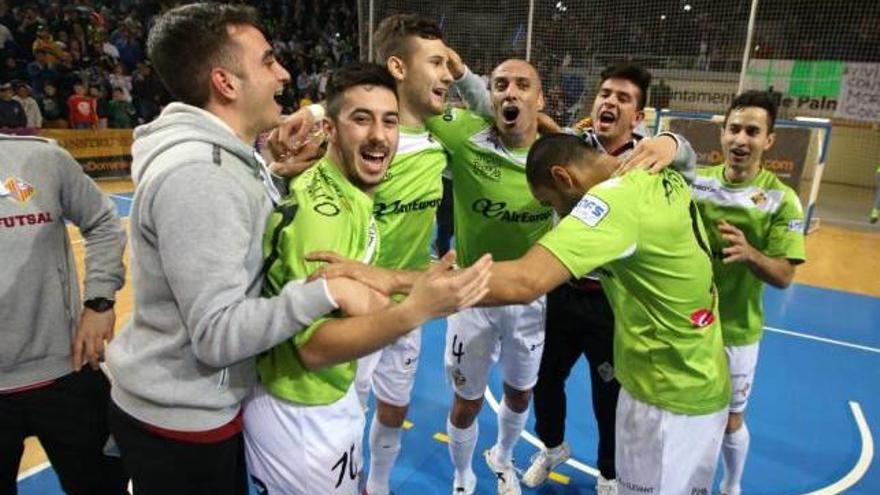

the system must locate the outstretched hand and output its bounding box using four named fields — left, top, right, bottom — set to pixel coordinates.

left=405, top=251, right=492, bottom=320
left=307, top=251, right=399, bottom=295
